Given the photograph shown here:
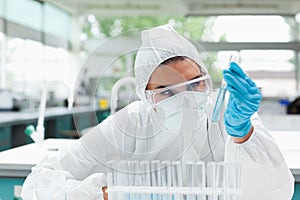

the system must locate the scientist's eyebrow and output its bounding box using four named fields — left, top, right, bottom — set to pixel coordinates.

left=154, top=75, right=202, bottom=89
